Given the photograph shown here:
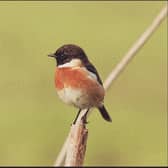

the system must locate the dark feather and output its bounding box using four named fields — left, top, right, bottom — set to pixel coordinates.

left=85, top=62, right=103, bottom=85
left=98, top=105, right=112, bottom=122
